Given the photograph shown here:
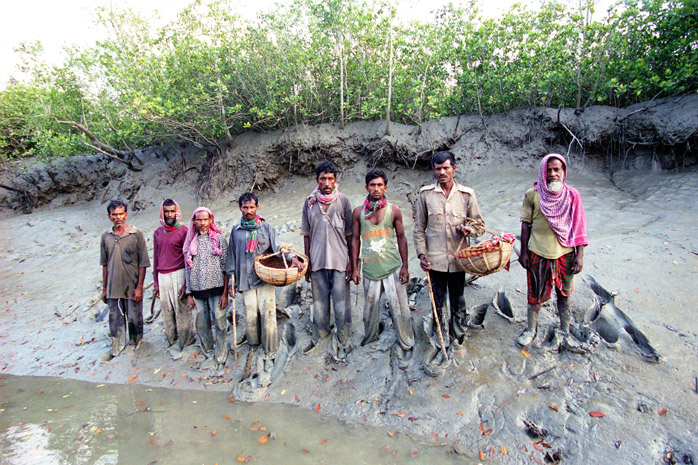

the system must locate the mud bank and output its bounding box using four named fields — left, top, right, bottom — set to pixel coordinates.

left=1, top=152, right=697, bottom=464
